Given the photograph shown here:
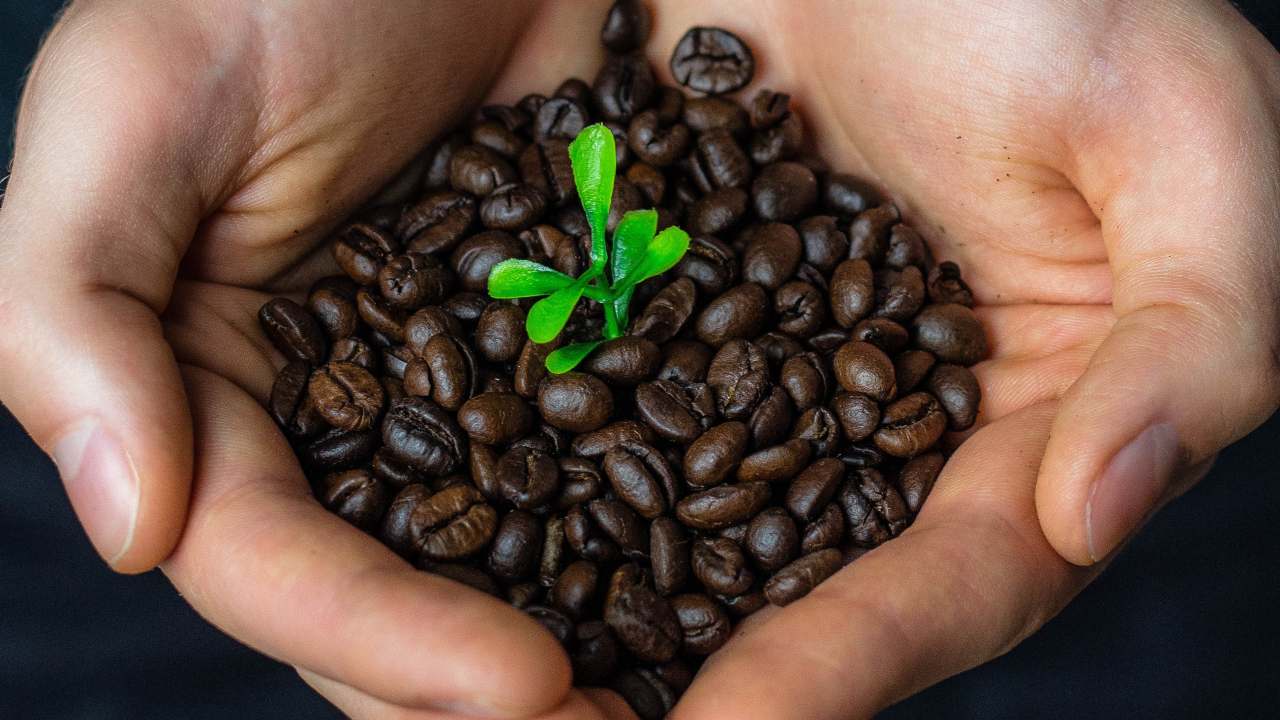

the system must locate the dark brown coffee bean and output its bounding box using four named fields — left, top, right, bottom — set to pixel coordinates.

left=604, top=442, right=678, bottom=519
left=838, top=442, right=886, bottom=470
left=593, top=53, right=655, bottom=123
left=444, top=293, right=490, bottom=327
left=747, top=385, right=794, bottom=449
left=928, top=363, right=980, bottom=431
left=738, top=438, right=812, bottom=483
left=741, top=222, right=802, bottom=290
left=449, top=144, right=517, bottom=196
left=635, top=379, right=715, bottom=444
left=855, top=467, right=911, bottom=535
left=683, top=421, right=749, bottom=487
left=308, top=361, right=385, bottom=432
left=626, top=161, right=667, bottom=205
left=832, top=391, right=880, bottom=443
left=692, top=537, right=754, bottom=595
left=403, top=307, right=460, bottom=357
left=538, top=372, right=614, bottom=433
left=687, top=187, right=748, bottom=236
left=755, top=332, right=805, bottom=370
left=682, top=97, right=746, bottom=137
left=371, top=447, right=420, bottom=489
left=472, top=303, right=525, bottom=363
left=718, top=590, right=767, bottom=619
left=320, top=468, right=390, bottom=532
left=913, top=303, right=989, bottom=365
left=873, top=265, right=926, bottom=322
left=852, top=317, right=910, bottom=355
left=330, top=337, right=378, bottom=374
left=928, top=261, right=975, bottom=306
left=583, top=336, right=660, bottom=385
left=613, top=669, right=676, bottom=720
left=381, top=397, right=467, bottom=476
left=600, top=0, right=650, bottom=52
left=675, top=482, right=770, bottom=530
left=496, top=446, right=560, bottom=510
left=898, top=451, right=944, bottom=513
left=752, top=162, right=818, bottom=222
left=419, top=334, right=476, bottom=411
left=650, top=517, right=690, bottom=596
left=425, top=562, right=501, bottom=597
left=670, top=27, right=755, bottom=95
left=381, top=344, right=414, bottom=380
left=306, top=280, right=359, bottom=341
left=587, top=498, right=648, bottom=558
left=457, top=392, right=533, bottom=445
left=745, top=507, right=800, bottom=572
left=764, top=548, right=843, bottom=606
left=689, top=128, right=752, bottom=192
left=471, top=120, right=525, bottom=159
left=401, top=358, right=433, bottom=396
left=800, top=502, right=845, bottom=553
left=519, top=140, right=577, bottom=207
left=556, top=457, right=604, bottom=509
left=707, top=339, right=770, bottom=419
left=301, top=428, right=379, bottom=471
left=383, top=483, right=497, bottom=562
left=333, top=223, right=399, bottom=286
left=397, top=191, right=476, bottom=254
left=823, top=173, right=878, bottom=216
left=848, top=204, right=899, bottom=264
left=791, top=405, right=841, bottom=457
left=565, top=503, right=620, bottom=564
left=505, top=580, right=542, bottom=608
left=628, top=110, right=690, bottom=166
left=539, top=515, right=569, bottom=585
left=784, top=457, right=844, bottom=522
left=527, top=604, right=574, bottom=647
left=833, top=340, right=896, bottom=401
left=796, top=216, right=849, bottom=274
left=830, top=258, right=875, bottom=328
left=629, top=277, right=697, bottom=344
left=488, top=510, right=543, bottom=582
left=774, top=281, right=826, bottom=338
left=570, top=419, right=656, bottom=458
left=550, top=559, right=600, bottom=619
left=894, top=350, right=937, bottom=394
left=873, top=392, right=947, bottom=458
left=604, top=565, right=681, bottom=662
left=780, top=352, right=830, bottom=410
left=356, top=287, right=406, bottom=343
left=837, top=478, right=890, bottom=547
left=450, top=230, right=523, bottom=293
left=513, top=339, right=558, bottom=400
left=749, top=88, right=791, bottom=129
left=571, top=621, right=620, bottom=686
left=260, top=298, right=327, bottom=364
left=671, top=593, right=731, bottom=655
left=479, top=182, right=547, bottom=232
left=885, top=223, right=926, bottom=269
left=269, top=361, right=324, bottom=439
left=424, top=134, right=467, bottom=191
left=534, top=98, right=590, bottom=143
left=676, top=235, right=737, bottom=297
left=379, top=253, right=452, bottom=311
